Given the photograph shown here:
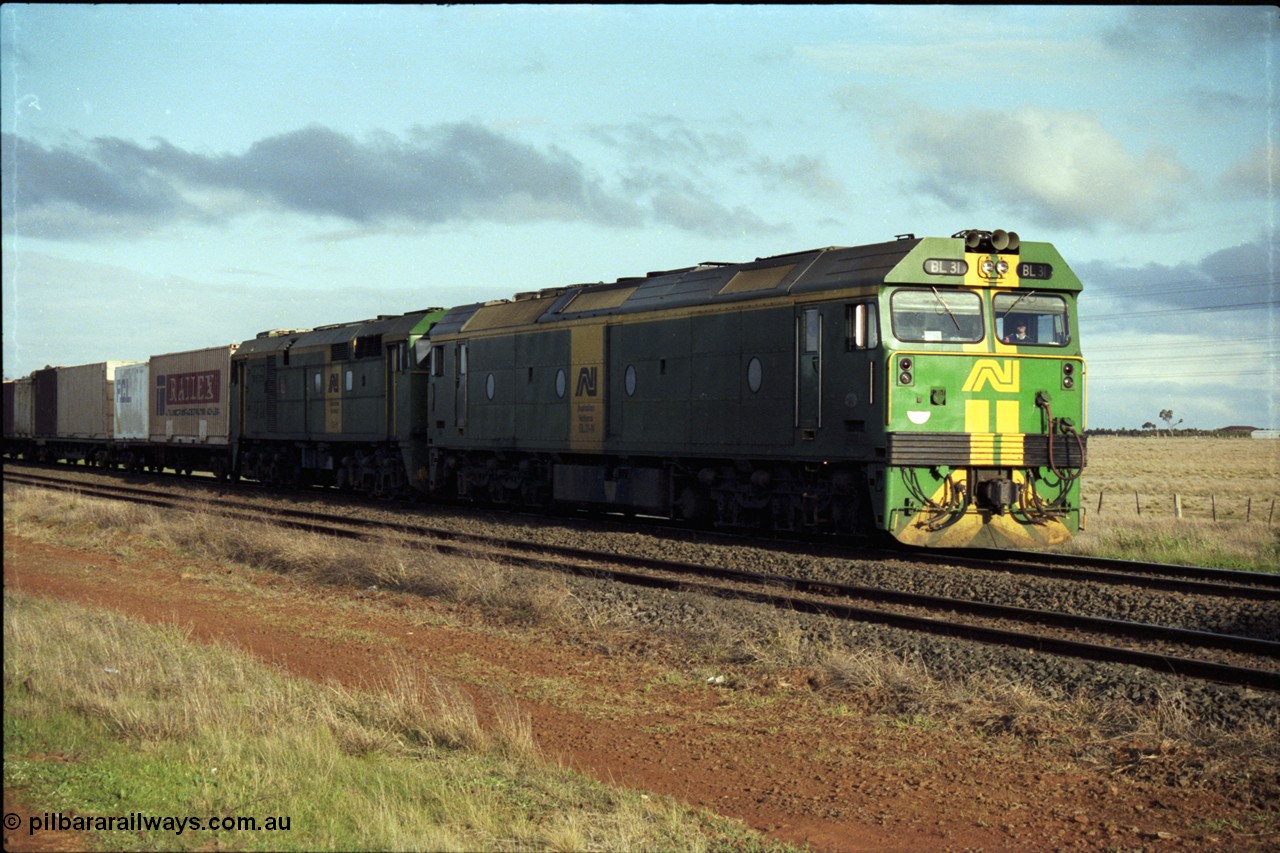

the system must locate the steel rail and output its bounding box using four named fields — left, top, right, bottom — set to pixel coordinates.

left=7, top=468, right=1278, bottom=691
left=930, top=546, right=1280, bottom=598
left=9, top=461, right=1276, bottom=599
